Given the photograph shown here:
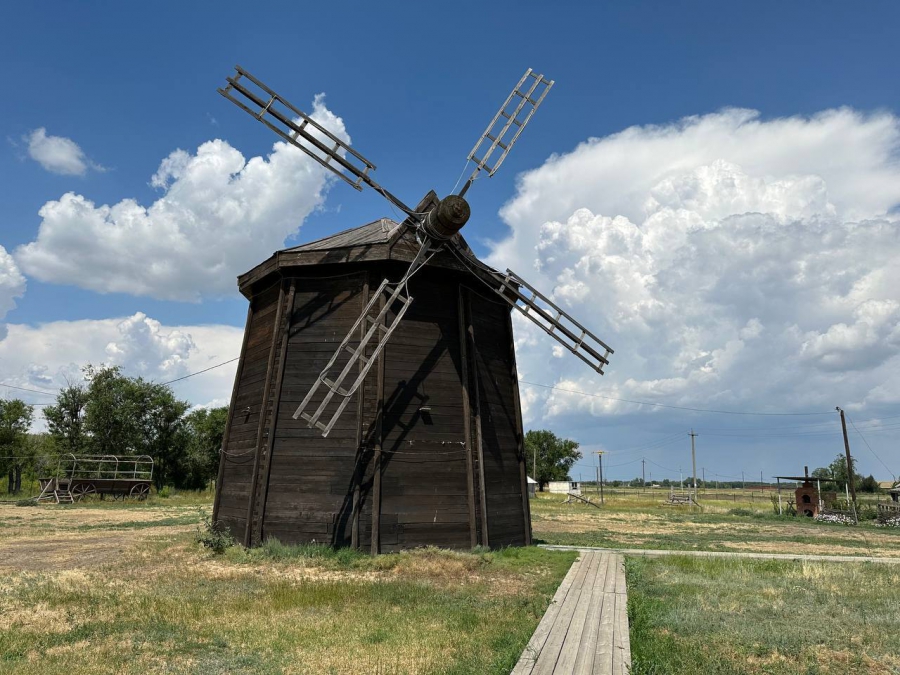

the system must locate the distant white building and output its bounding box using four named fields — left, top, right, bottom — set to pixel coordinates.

left=526, top=476, right=538, bottom=498
left=548, top=480, right=581, bottom=495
